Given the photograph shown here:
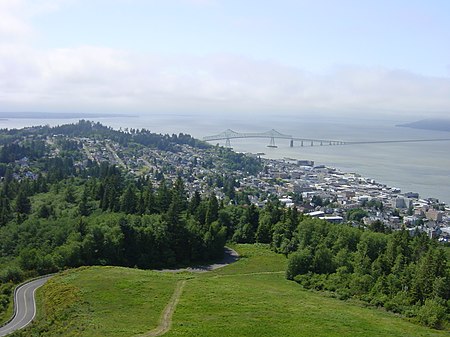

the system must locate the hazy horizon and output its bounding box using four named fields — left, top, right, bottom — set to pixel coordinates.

left=0, top=110, right=447, bottom=126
